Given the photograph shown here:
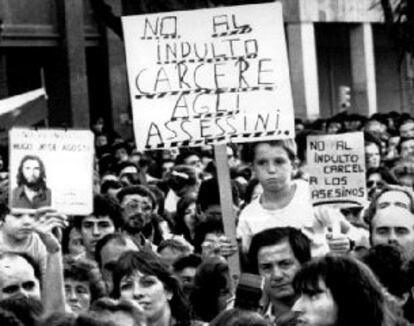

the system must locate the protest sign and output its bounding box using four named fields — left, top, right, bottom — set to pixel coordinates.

left=306, top=132, right=367, bottom=206
left=9, top=128, right=94, bottom=215
left=122, top=2, right=294, bottom=151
